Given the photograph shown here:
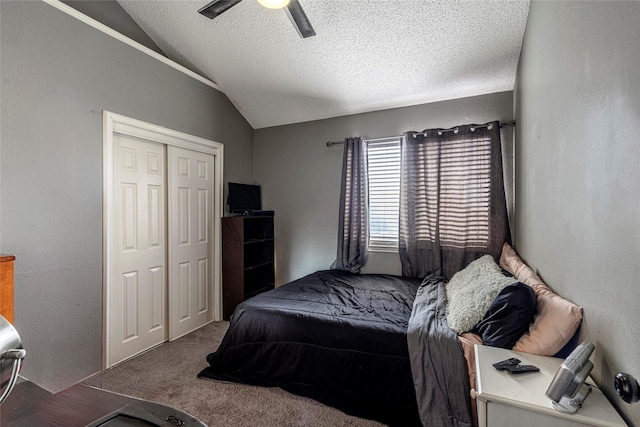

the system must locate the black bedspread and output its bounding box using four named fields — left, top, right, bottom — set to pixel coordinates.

left=198, top=269, right=423, bottom=425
